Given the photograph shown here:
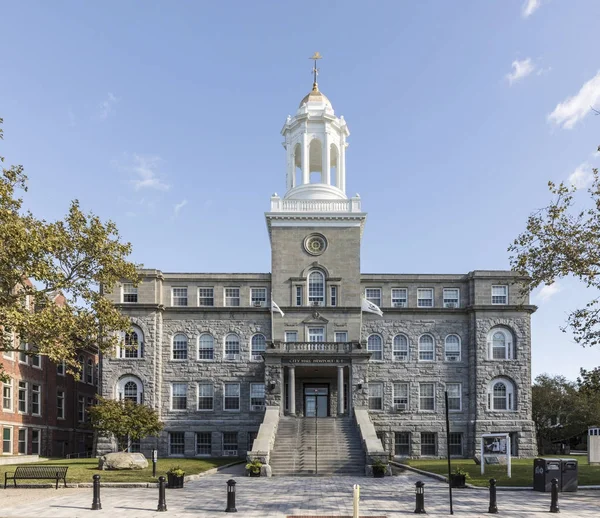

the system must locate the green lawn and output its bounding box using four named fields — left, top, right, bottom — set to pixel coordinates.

left=403, top=456, right=600, bottom=487
left=0, top=457, right=235, bottom=484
